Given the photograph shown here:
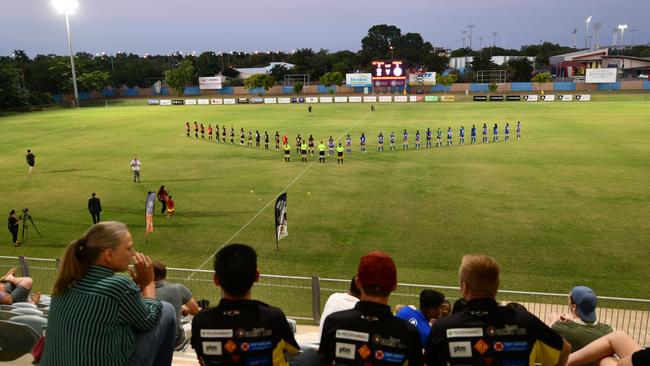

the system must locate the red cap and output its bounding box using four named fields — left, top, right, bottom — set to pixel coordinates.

left=357, top=251, right=397, bottom=292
